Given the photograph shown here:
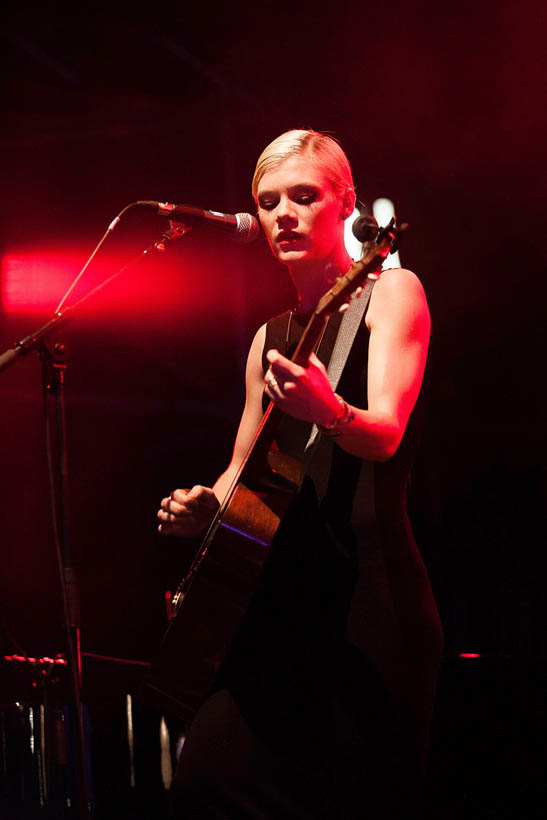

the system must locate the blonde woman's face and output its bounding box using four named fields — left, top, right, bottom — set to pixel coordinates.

left=256, top=154, right=345, bottom=269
